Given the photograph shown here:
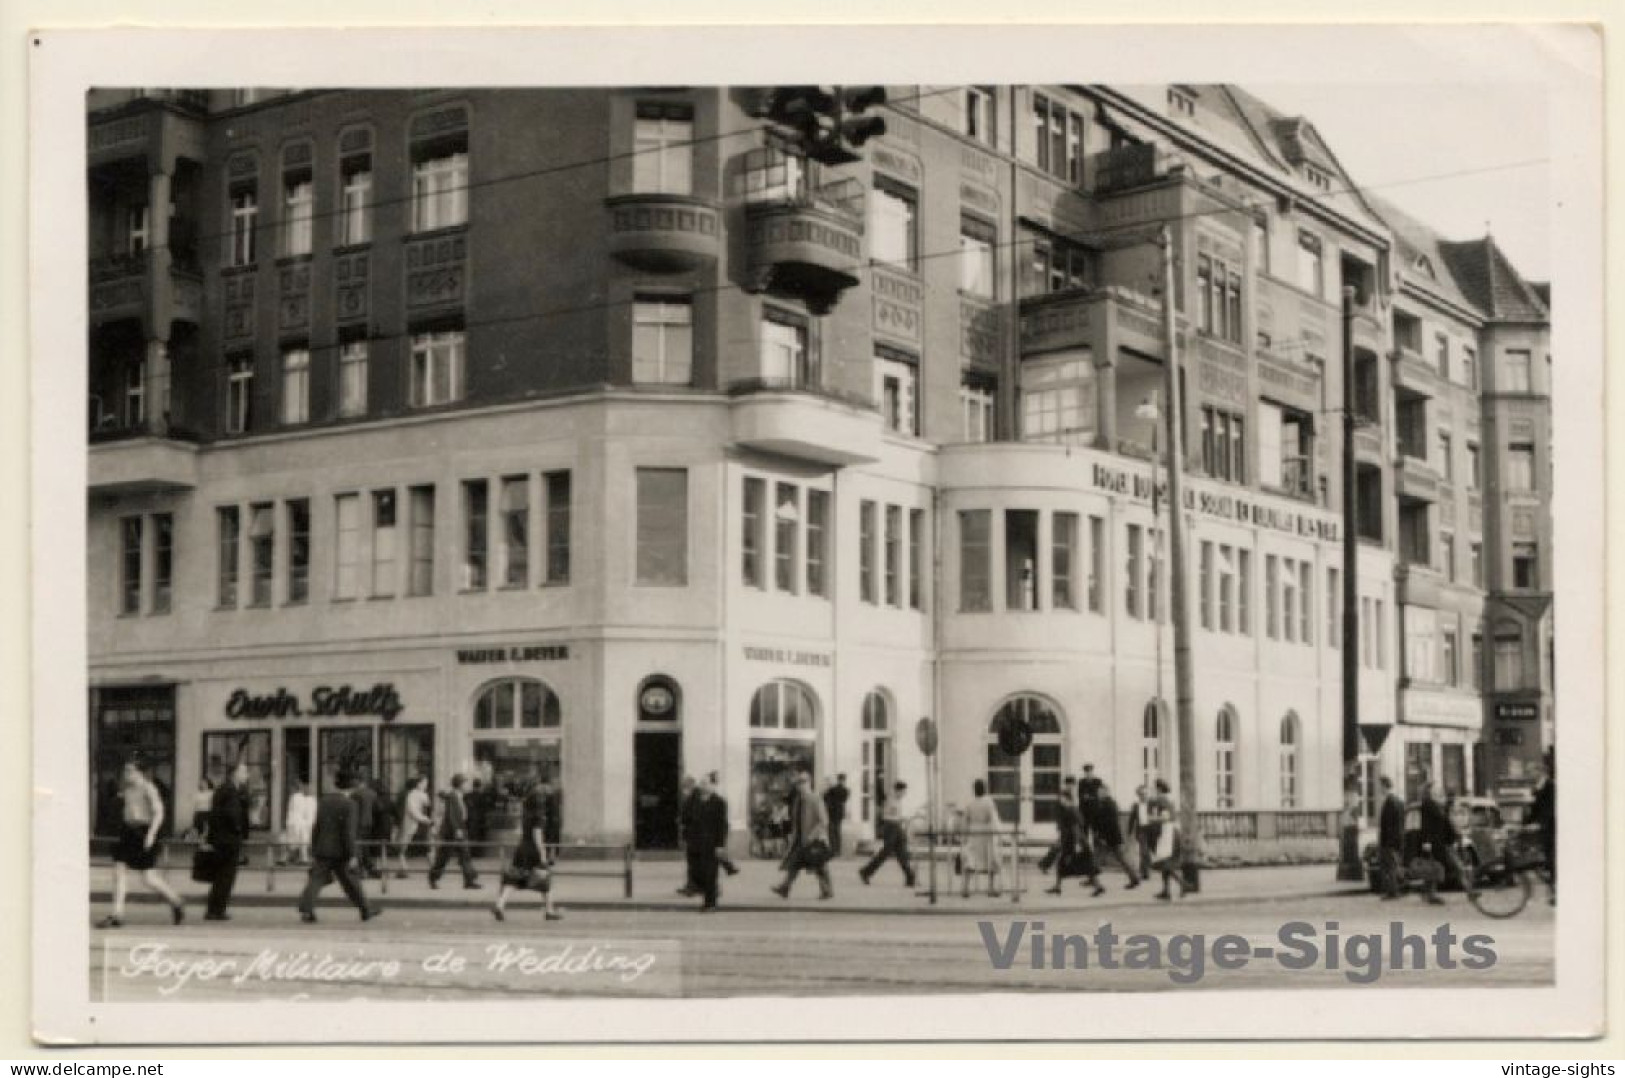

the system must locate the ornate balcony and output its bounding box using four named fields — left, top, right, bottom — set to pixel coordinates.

left=404, top=227, right=468, bottom=317
left=88, top=256, right=203, bottom=331
left=605, top=193, right=720, bottom=273
left=727, top=378, right=880, bottom=466
left=743, top=194, right=863, bottom=314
